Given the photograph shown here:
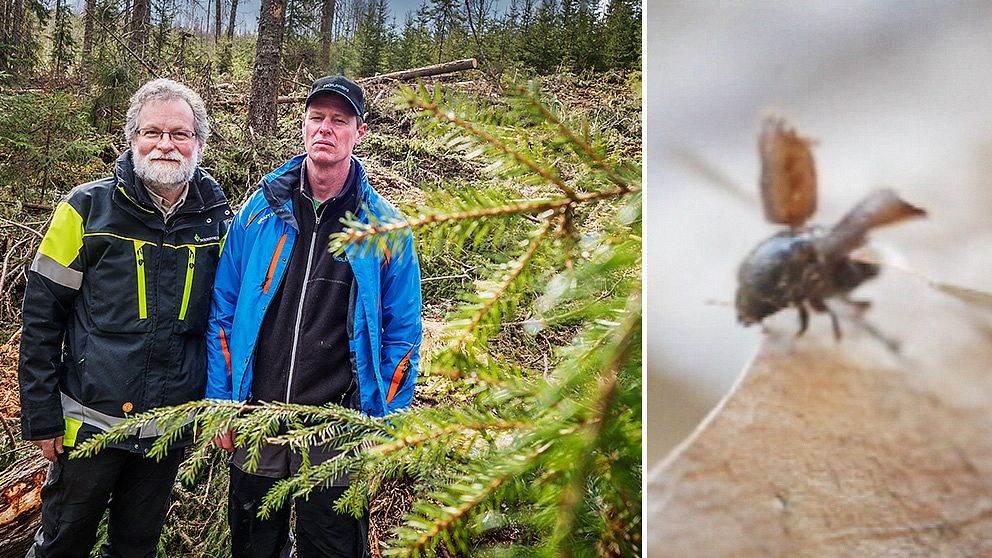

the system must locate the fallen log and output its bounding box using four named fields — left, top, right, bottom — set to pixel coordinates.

left=0, top=453, right=47, bottom=558
left=359, top=58, right=478, bottom=85
left=262, top=59, right=477, bottom=105
left=0, top=201, right=53, bottom=213
left=647, top=269, right=992, bottom=556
